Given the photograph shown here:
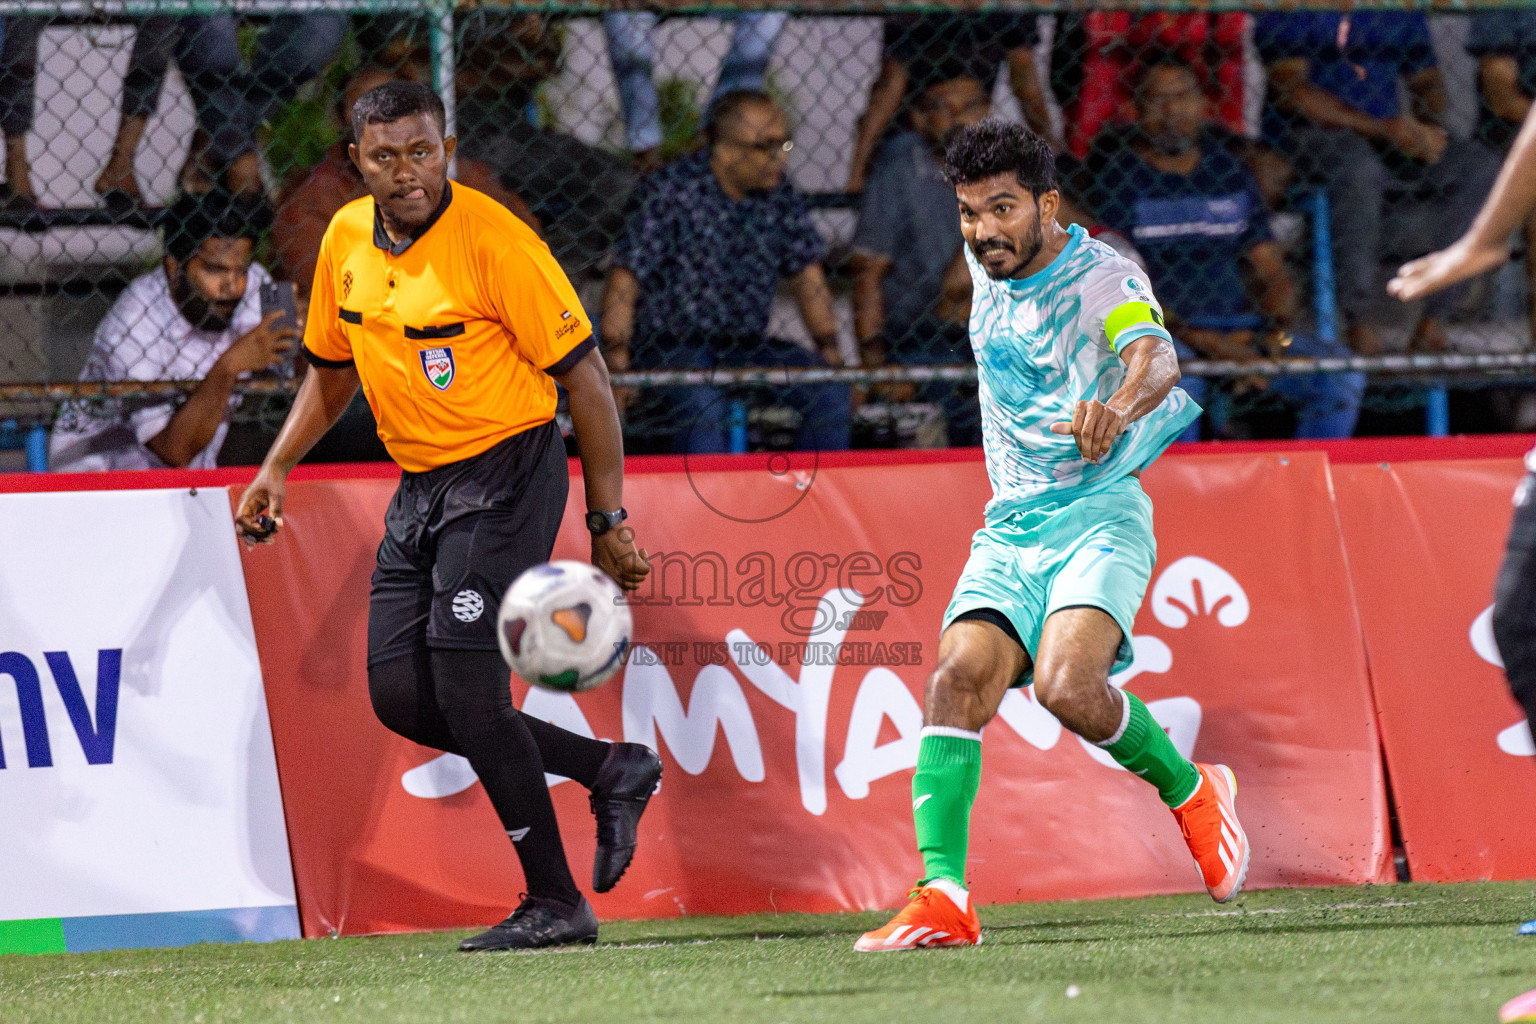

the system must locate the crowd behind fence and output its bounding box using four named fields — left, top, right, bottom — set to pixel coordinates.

left=1, top=2, right=1535, bottom=472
